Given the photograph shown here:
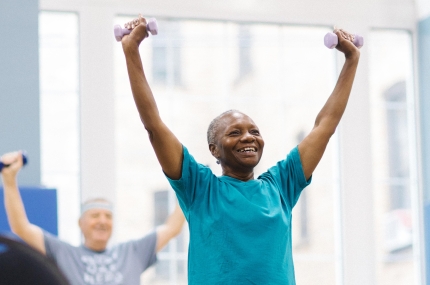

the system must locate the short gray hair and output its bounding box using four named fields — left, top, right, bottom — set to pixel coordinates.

left=207, top=110, right=241, bottom=145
